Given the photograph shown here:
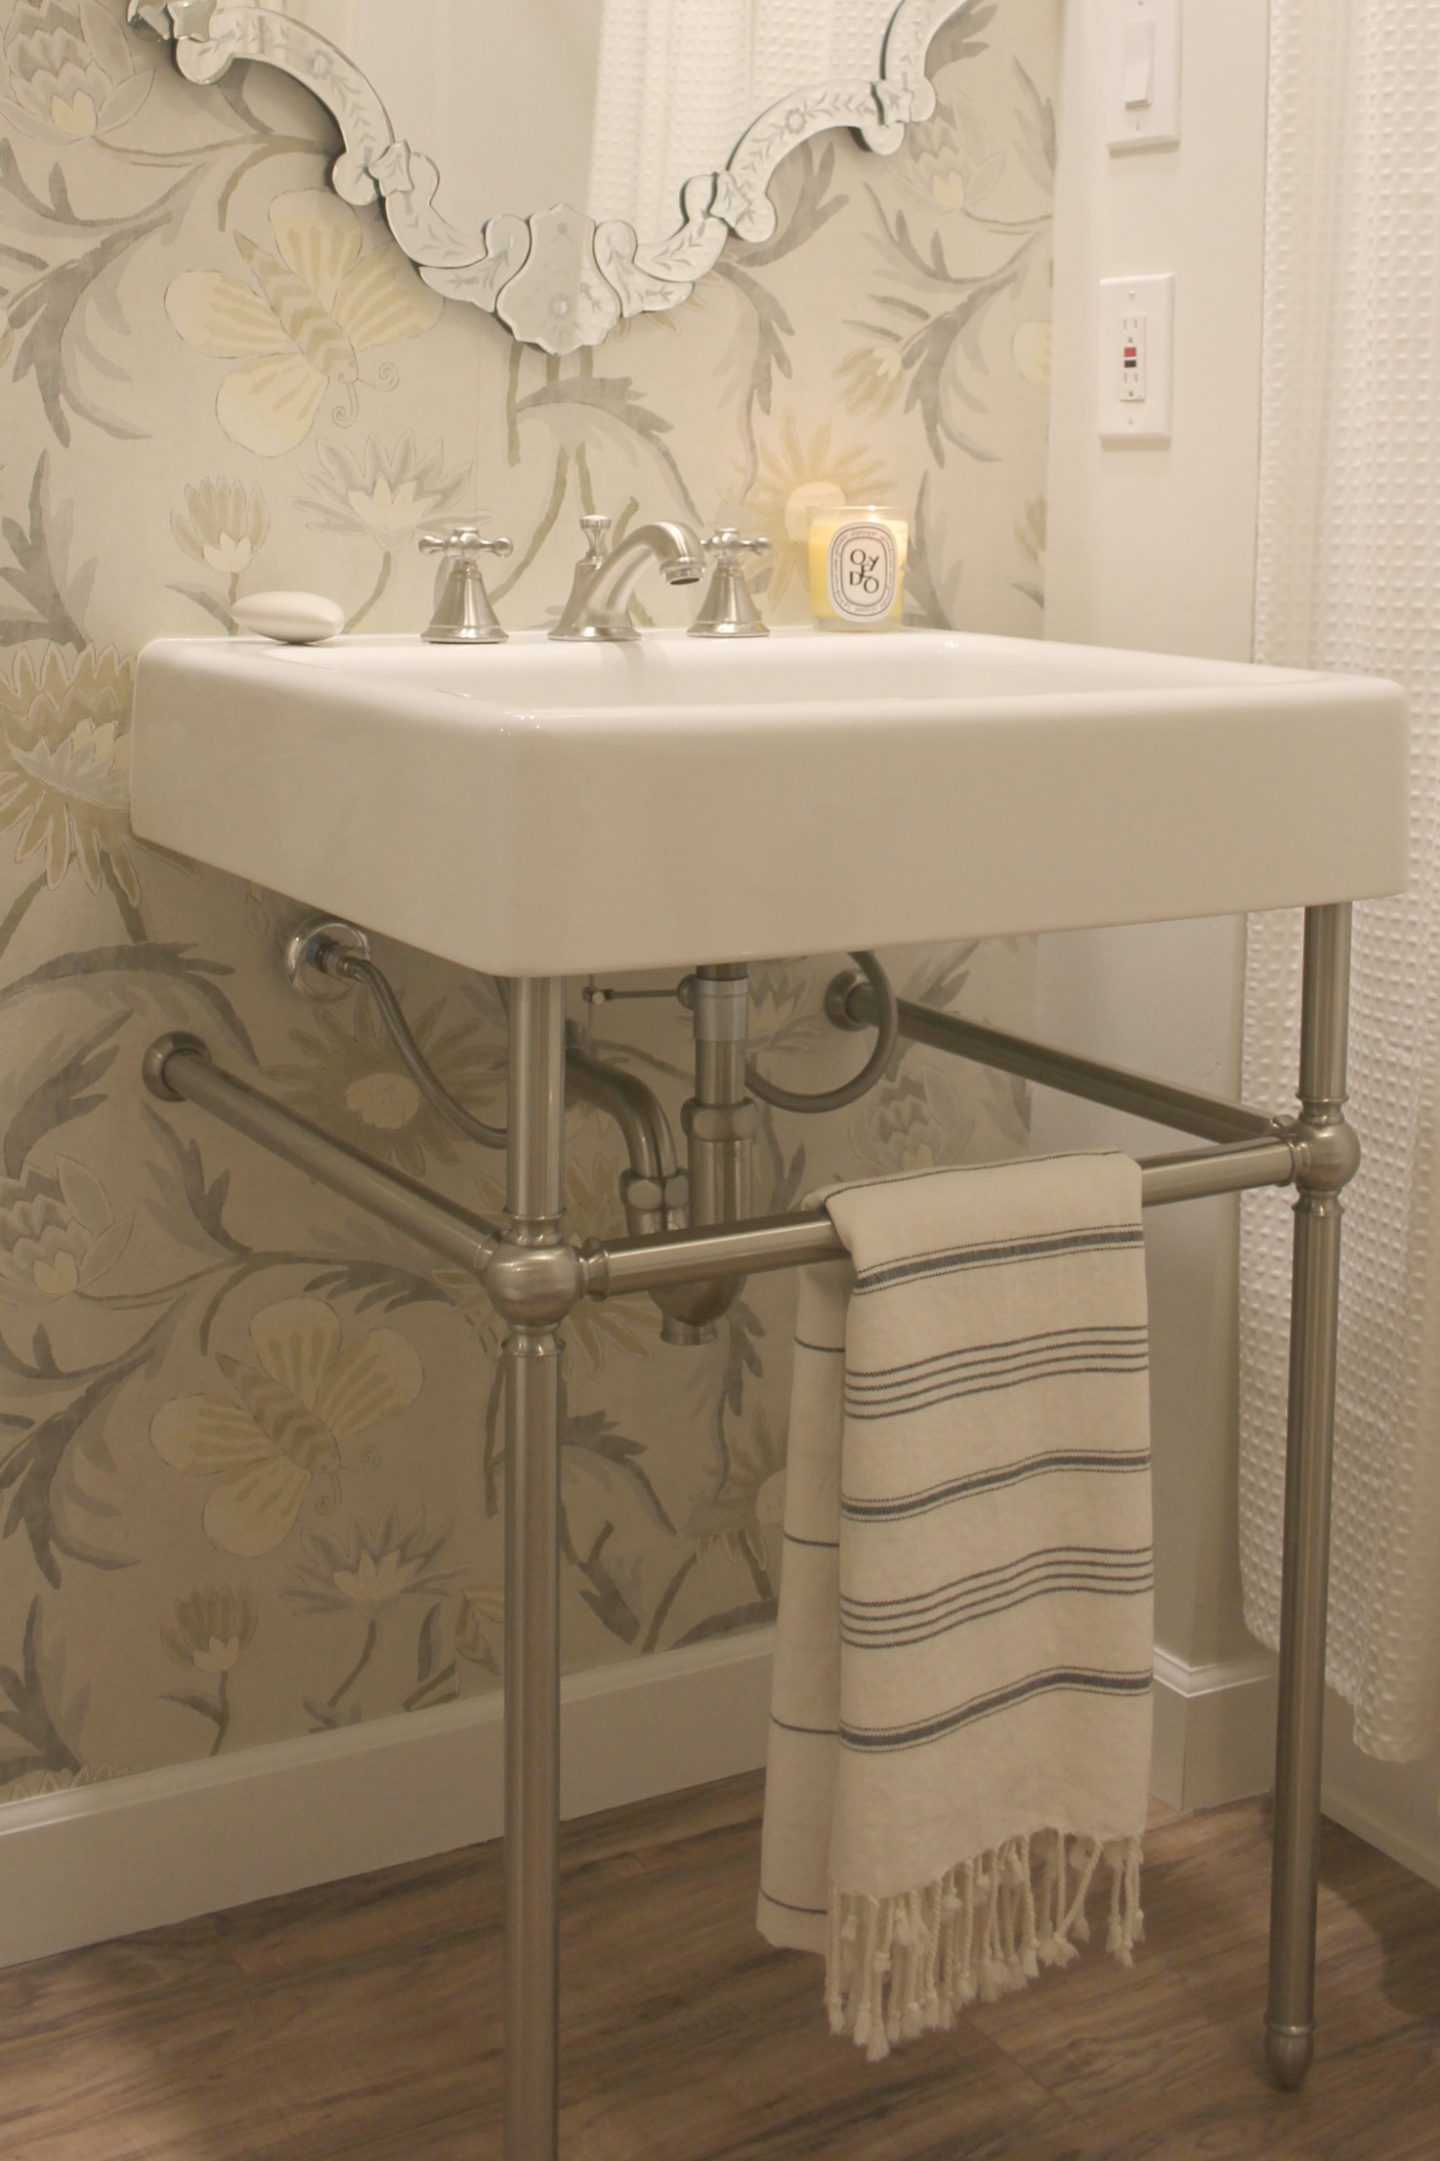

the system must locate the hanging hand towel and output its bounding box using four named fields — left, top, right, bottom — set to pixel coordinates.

left=758, top=1153, right=1154, bottom=2059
